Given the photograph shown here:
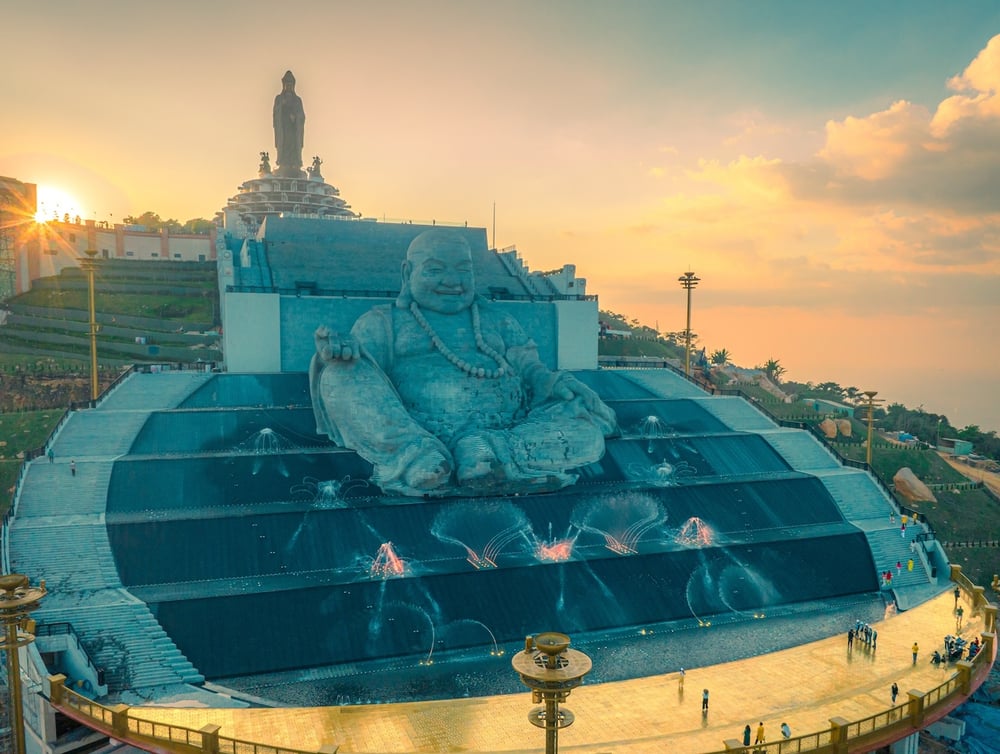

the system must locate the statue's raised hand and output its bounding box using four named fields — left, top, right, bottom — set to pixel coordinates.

left=314, top=325, right=361, bottom=362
